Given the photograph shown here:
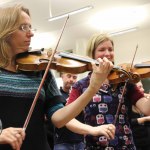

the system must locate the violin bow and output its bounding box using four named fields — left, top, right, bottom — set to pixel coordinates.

left=23, top=15, right=69, bottom=130
left=113, top=80, right=128, bottom=125
left=106, top=45, right=139, bottom=148
left=113, top=45, right=138, bottom=125
left=131, top=45, right=138, bottom=69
